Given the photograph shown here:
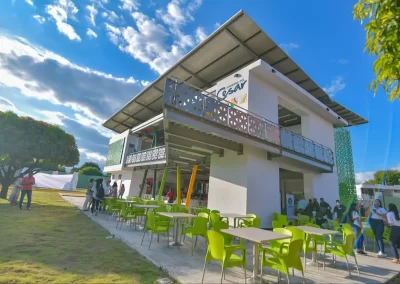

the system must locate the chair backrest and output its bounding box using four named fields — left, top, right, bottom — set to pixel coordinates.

left=247, top=213, right=257, bottom=219
left=272, top=212, right=279, bottom=221
left=197, top=208, right=210, bottom=215
left=210, top=212, right=221, bottom=225
left=154, top=206, right=167, bottom=213
left=277, top=214, right=288, bottom=223
left=211, top=209, right=220, bottom=213
left=272, top=220, right=283, bottom=229
left=206, top=230, right=225, bottom=261
left=251, top=217, right=261, bottom=228
left=343, top=232, right=355, bottom=255
left=212, top=221, right=229, bottom=232
left=192, top=217, right=208, bottom=234
left=286, top=226, right=304, bottom=241
left=198, top=212, right=209, bottom=219
left=273, top=228, right=292, bottom=236
left=146, top=211, right=155, bottom=230
left=305, top=223, right=319, bottom=228
left=286, top=239, right=304, bottom=271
